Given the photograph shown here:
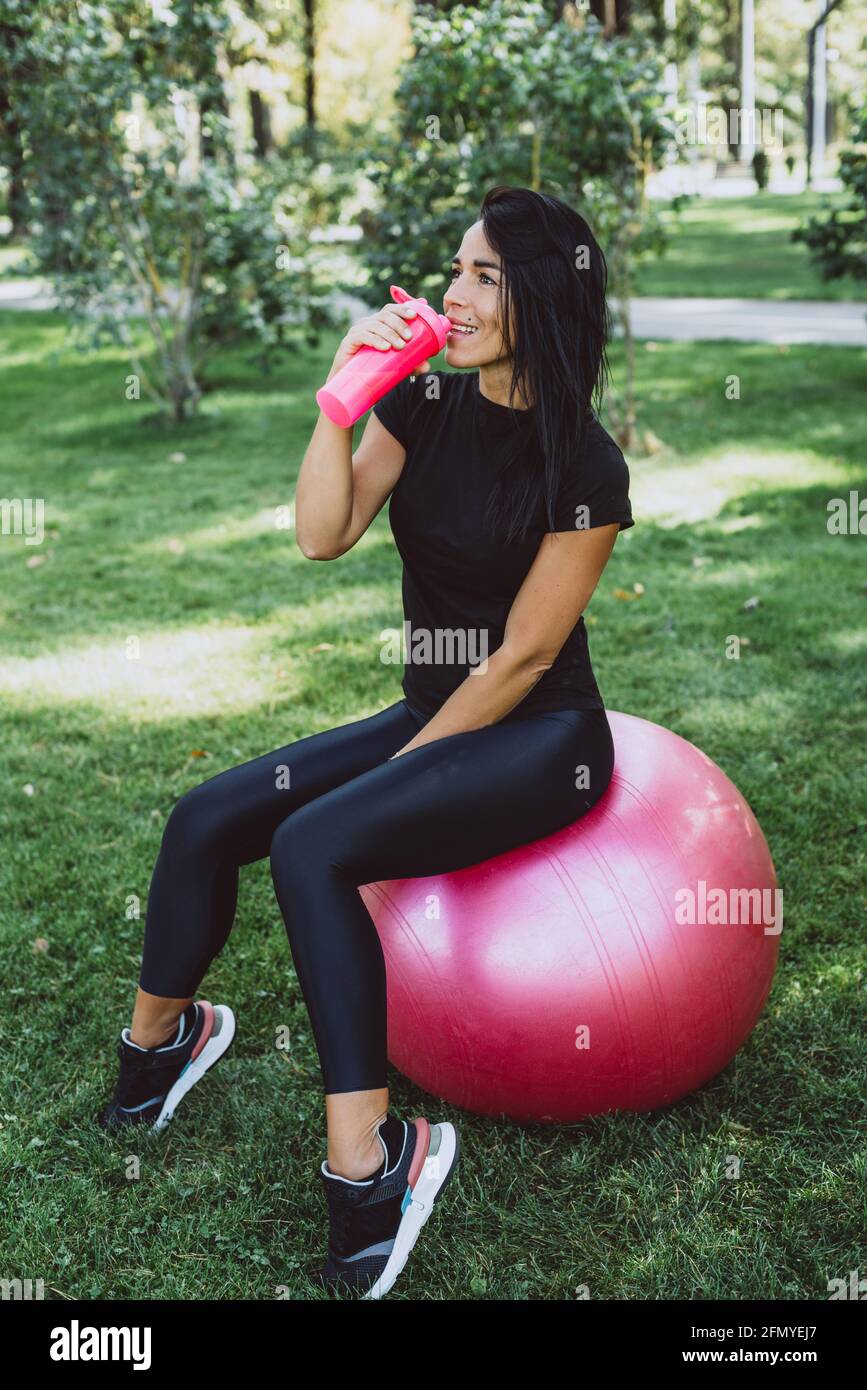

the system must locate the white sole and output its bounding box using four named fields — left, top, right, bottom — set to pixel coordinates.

left=363, top=1121, right=460, bottom=1301
left=151, top=1005, right=236, bottom=1133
